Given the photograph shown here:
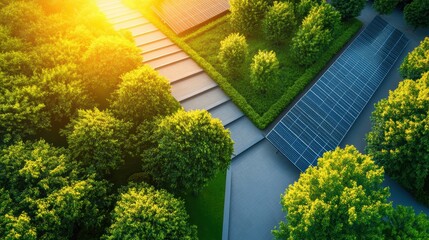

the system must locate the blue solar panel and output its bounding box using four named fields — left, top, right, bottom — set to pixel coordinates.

left=266, top=16, right=409, bottom=171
